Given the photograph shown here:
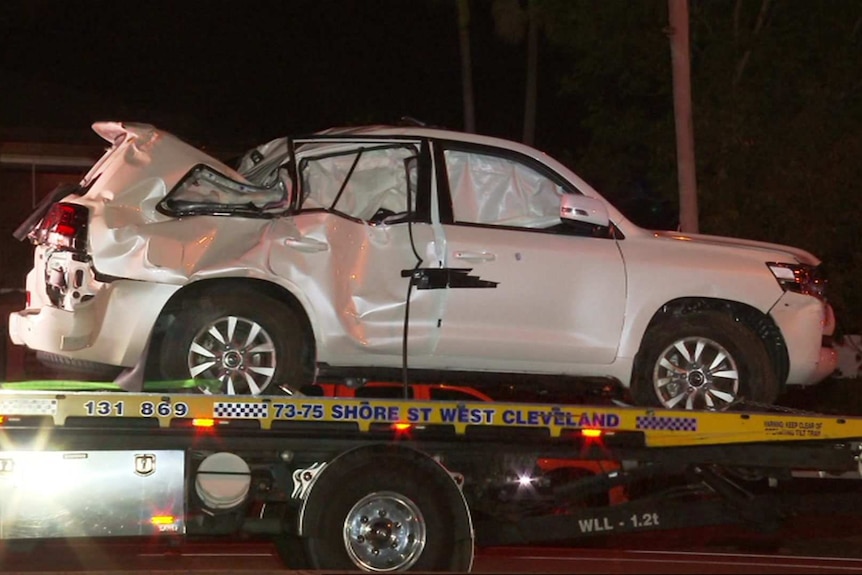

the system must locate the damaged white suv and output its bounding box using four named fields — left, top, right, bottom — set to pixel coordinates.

left=9, top=121, right=837, bottom=409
